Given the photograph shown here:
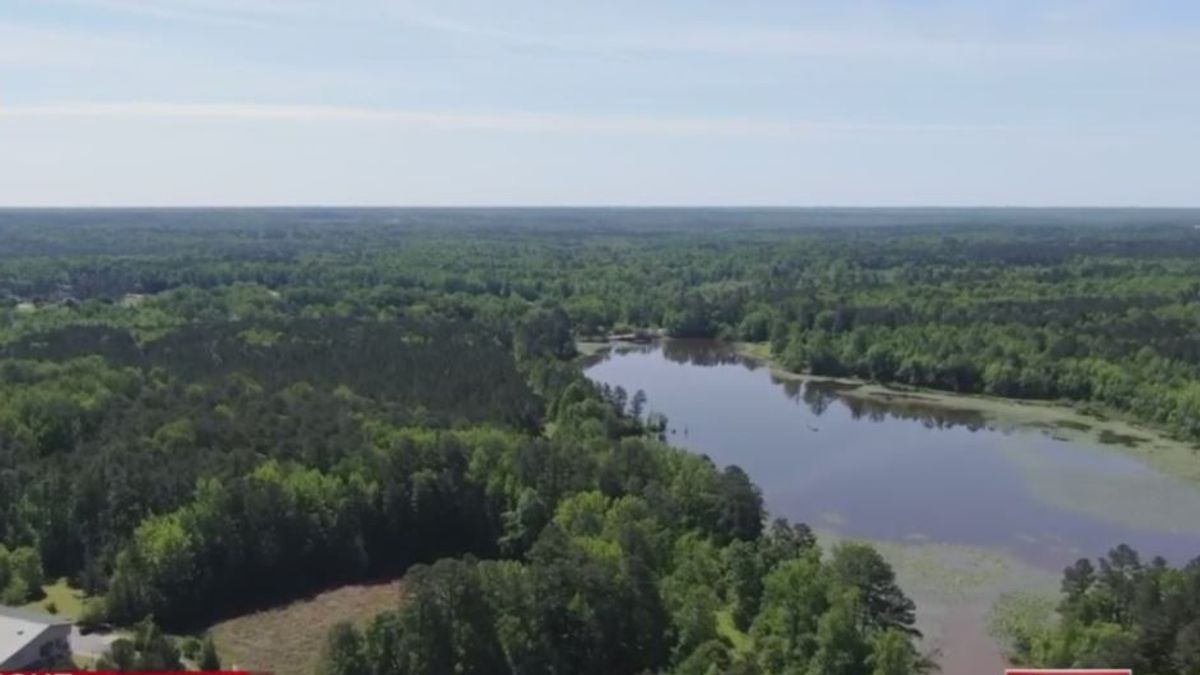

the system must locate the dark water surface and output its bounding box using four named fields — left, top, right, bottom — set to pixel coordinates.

left=585, top=340, right=1200, bottom=570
